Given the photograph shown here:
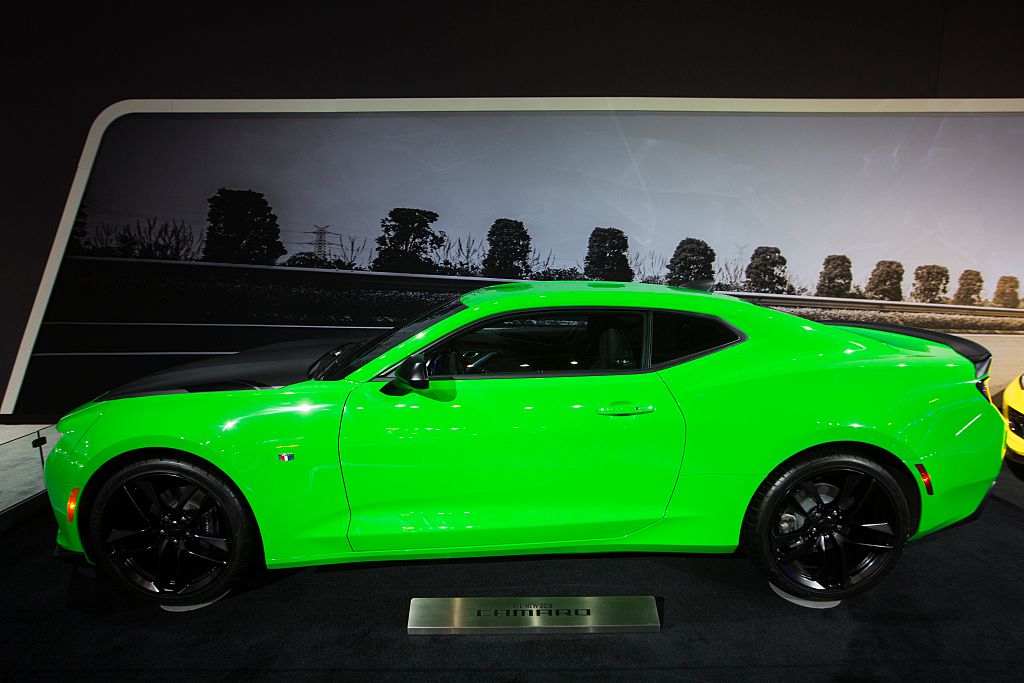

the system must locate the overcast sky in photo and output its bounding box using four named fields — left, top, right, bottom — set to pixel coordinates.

left=83, top=111, right=1024, bottom=295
